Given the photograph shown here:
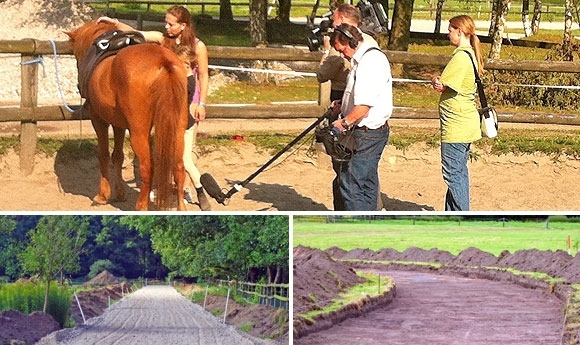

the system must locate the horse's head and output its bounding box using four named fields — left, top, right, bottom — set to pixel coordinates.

left=67, top=20, right=116, bottom=63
